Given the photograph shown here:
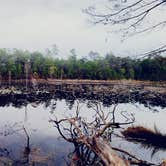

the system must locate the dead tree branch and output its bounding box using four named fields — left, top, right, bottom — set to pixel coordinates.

left=84, top=0, right=166, bottom=56
left=50, top=102, right=138, bottom=165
